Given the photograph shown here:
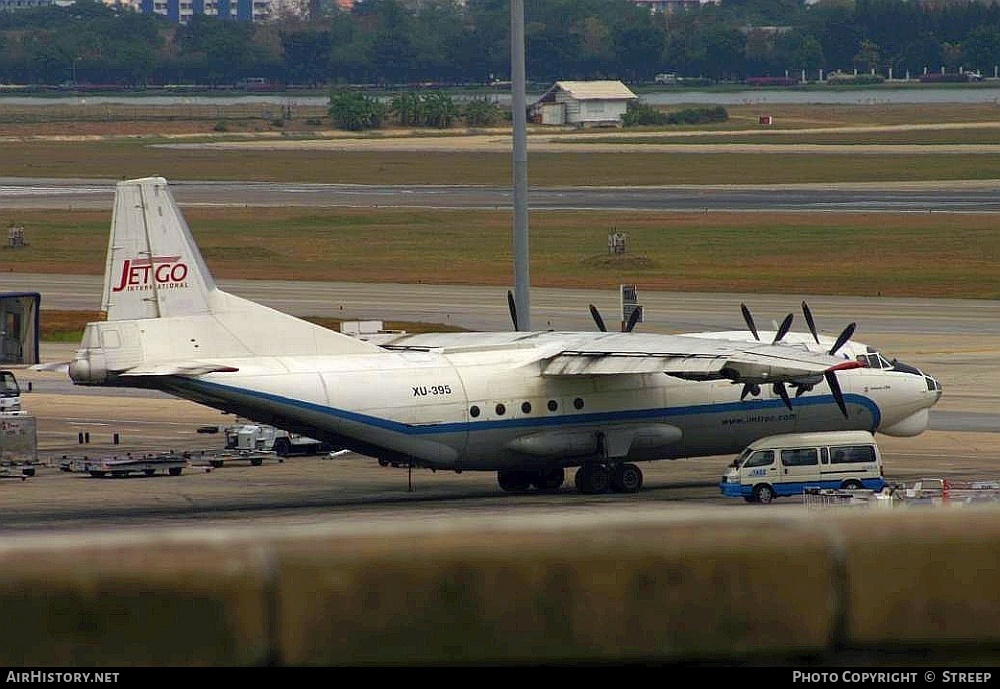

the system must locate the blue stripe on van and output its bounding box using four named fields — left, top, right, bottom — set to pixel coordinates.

left=720, top=478, right=887, bottom=499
